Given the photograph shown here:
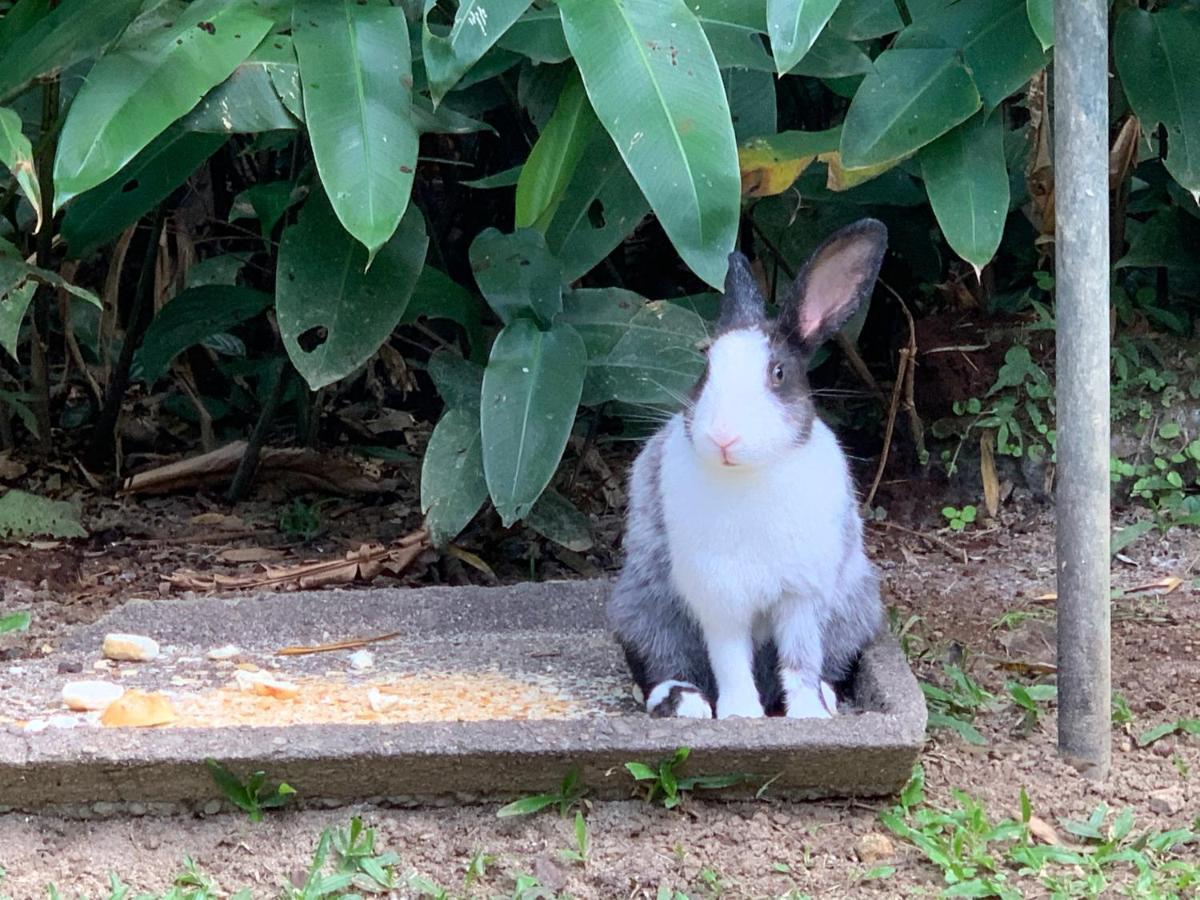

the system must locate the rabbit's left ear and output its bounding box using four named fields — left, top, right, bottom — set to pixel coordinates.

left=778, top=219, right=887, bottom=354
